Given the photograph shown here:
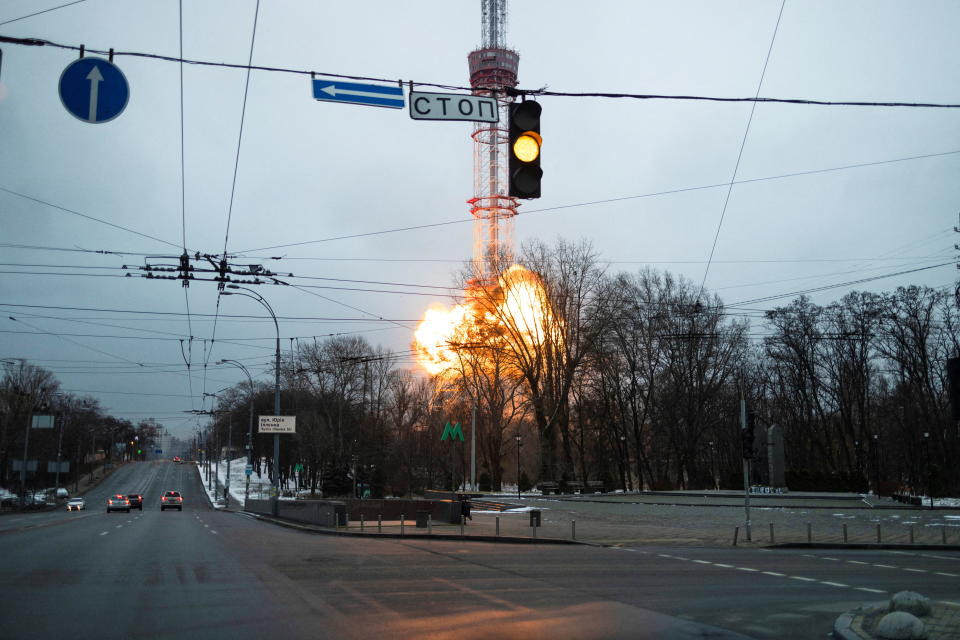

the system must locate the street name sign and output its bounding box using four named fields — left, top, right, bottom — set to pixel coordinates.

left=312, top=79, right=404, bottom=109
left=259, top=415, right=296, bottom=434
left=59, top=57, right=129, bottom=123
left=410, top=91, right=498, bottom=123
